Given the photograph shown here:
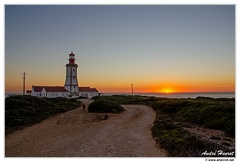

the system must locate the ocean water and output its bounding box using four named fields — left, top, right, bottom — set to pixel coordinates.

left=5, top=92, right=235, bottom=99
left=103, top=92, right=235, bottom=99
